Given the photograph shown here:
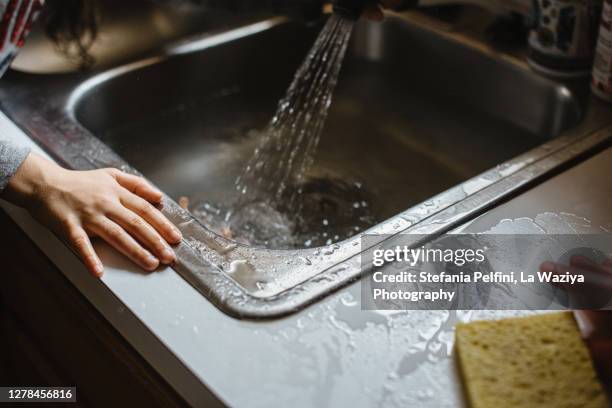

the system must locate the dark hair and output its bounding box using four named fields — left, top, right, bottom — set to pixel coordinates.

left=41, top=0, right=99, bottom=69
